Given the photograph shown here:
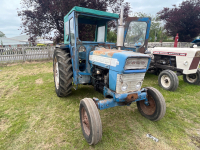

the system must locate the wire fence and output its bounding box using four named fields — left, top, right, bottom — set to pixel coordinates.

left=0, top=46, right=54, bottom=64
